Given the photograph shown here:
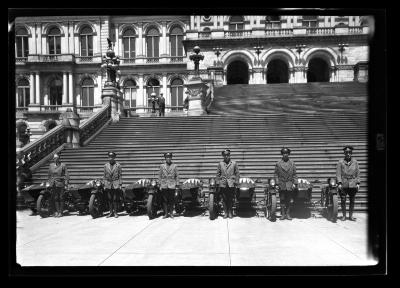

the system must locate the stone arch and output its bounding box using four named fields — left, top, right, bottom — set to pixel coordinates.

left=143, top=22, right=162, bottom=35
left=15, top=74, right=30, bottom=86
left=144, top=74, right=162, bottom=85
left=74, top=21, right=97, bottom=35
left=167, top=74, right=187, bottom=84
left=261, top=49, right=296, bottom=69
left=120, top=75, right=139, bottom=87
left=167, top=21, right=186, bottom=34
left=222, top=49, right=255, bottom=70
left=77, top=73, right=98, bottom=86
left=42, top=23, right=66, bottom=36
left=119, top=24, right=138, bottom=36
left=303, top=48, right=338, bottom=67
left=15, top=24, right=32, bottom=37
